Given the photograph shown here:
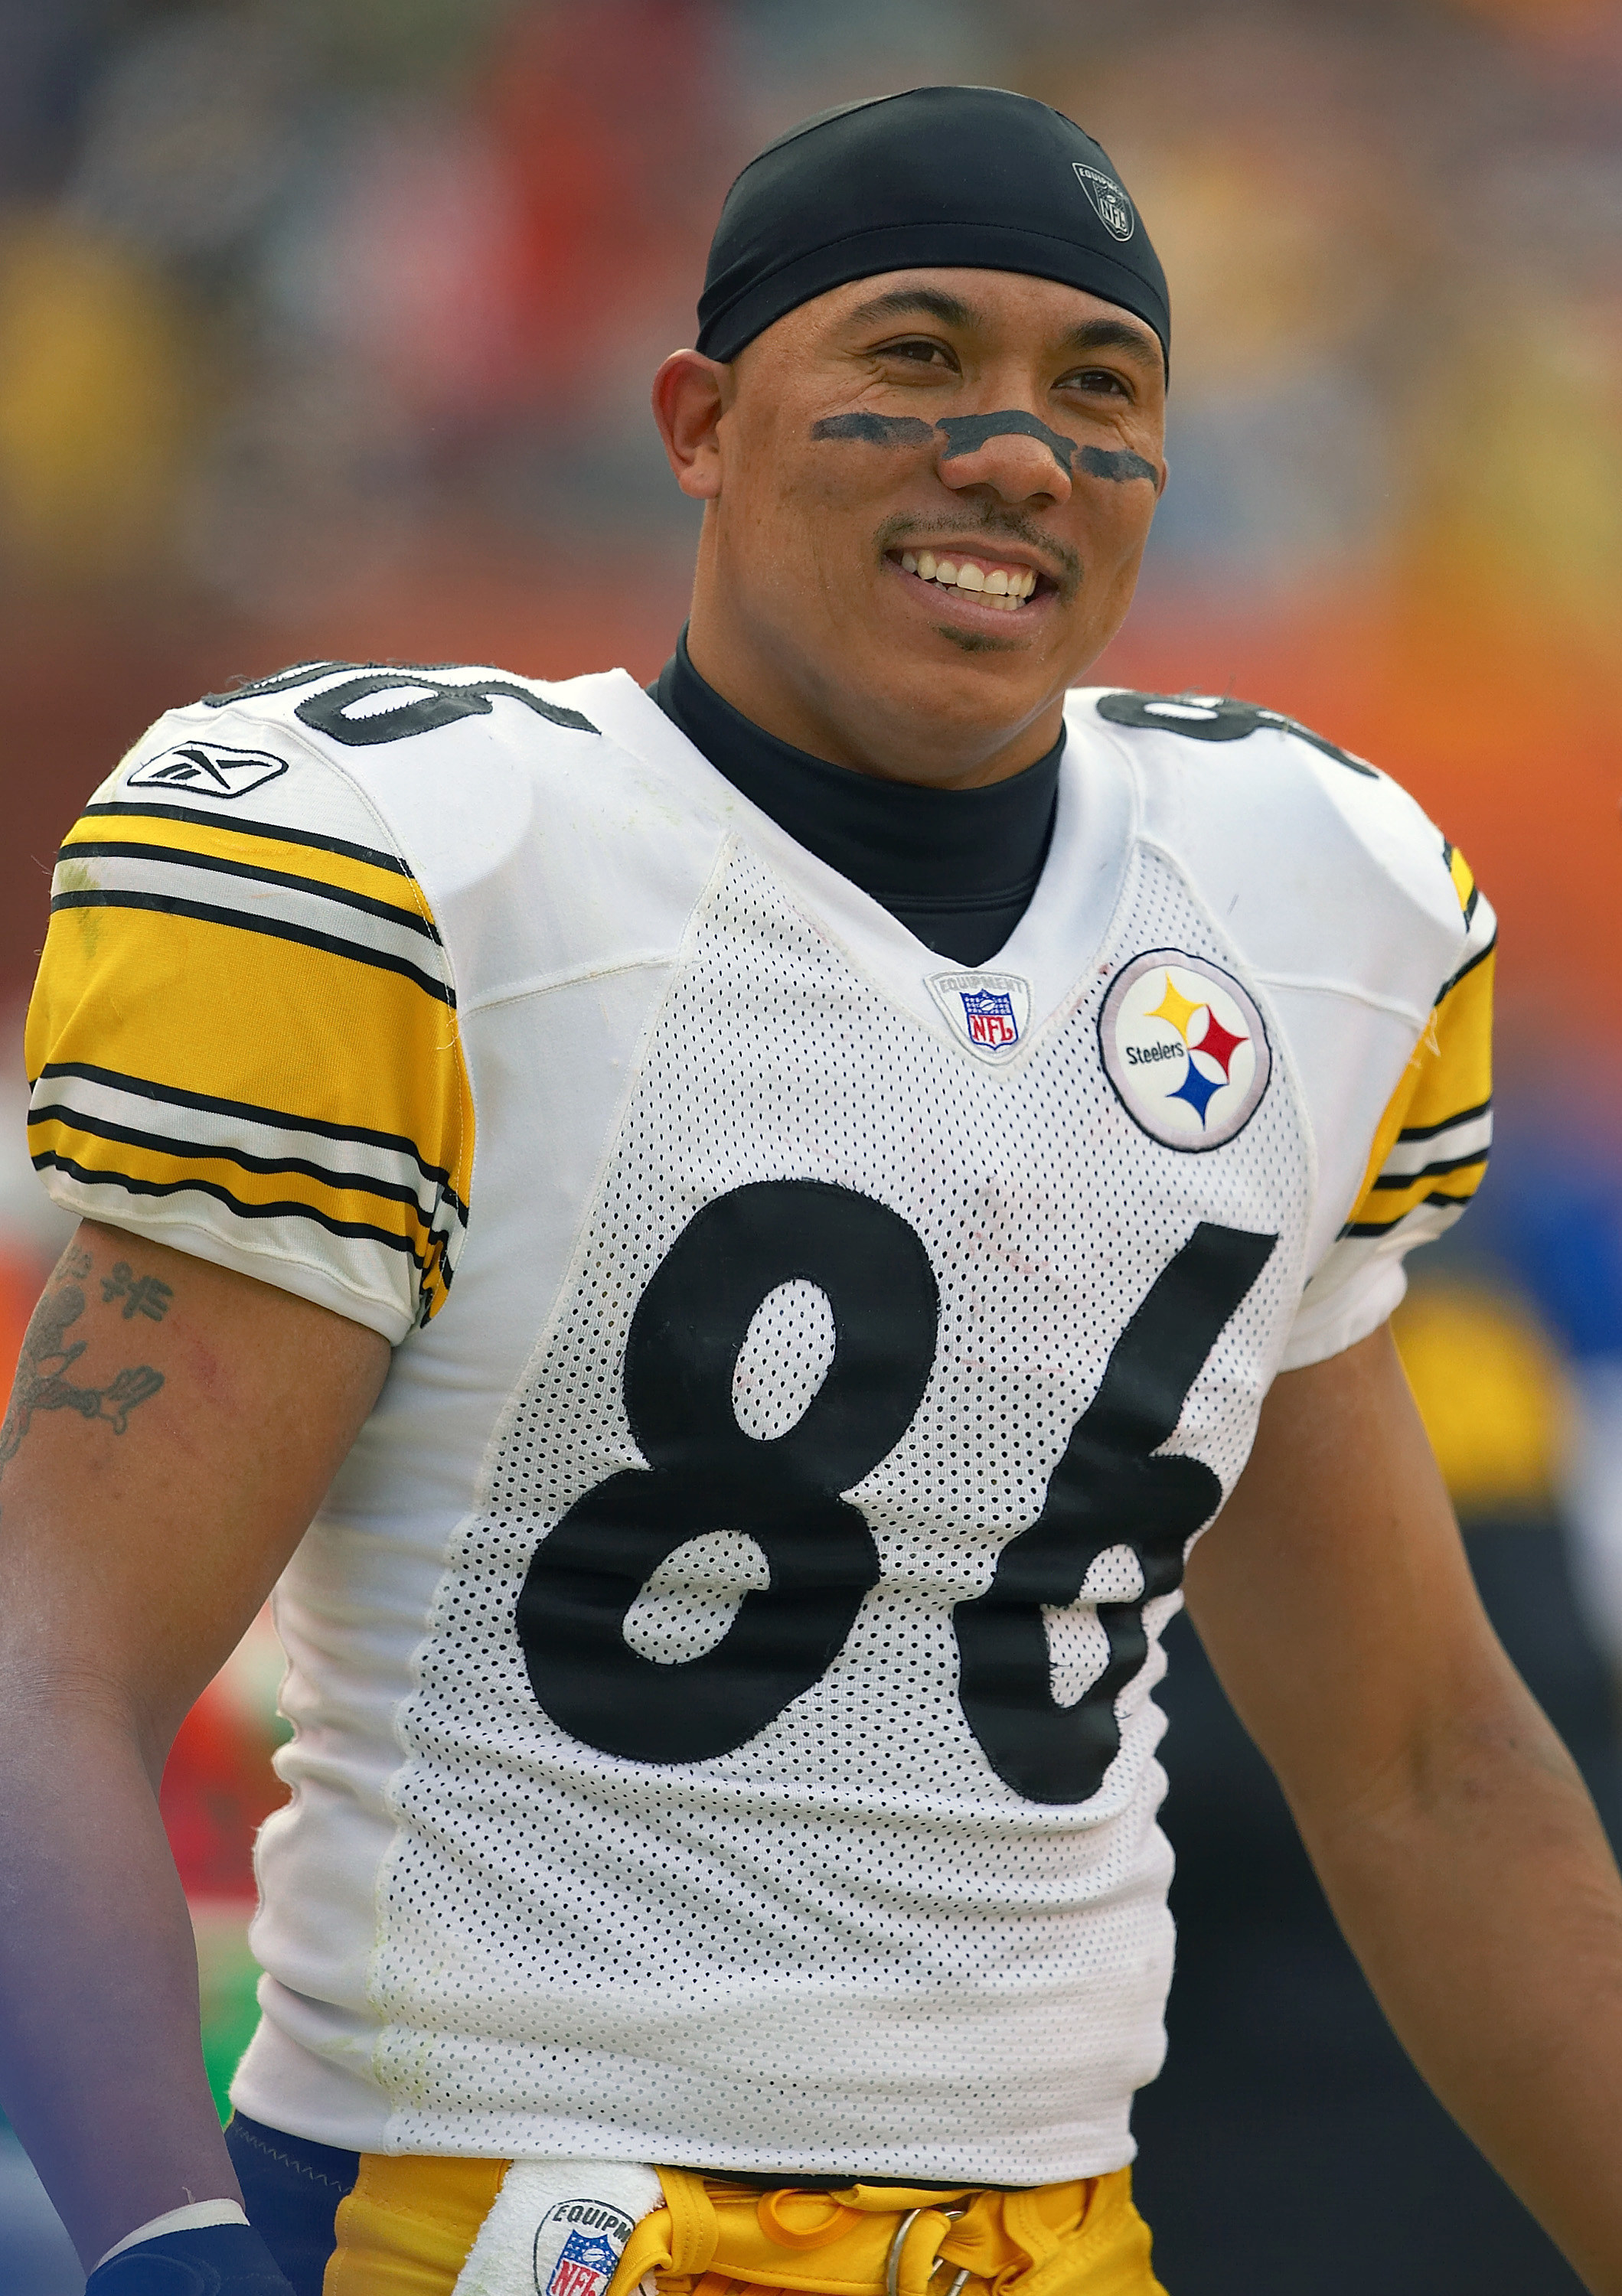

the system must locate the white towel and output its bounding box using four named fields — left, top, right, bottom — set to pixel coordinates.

left=452, top=2160, right=665, bottom=2296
